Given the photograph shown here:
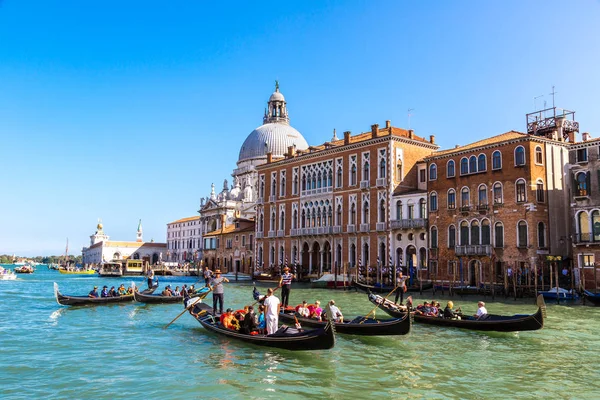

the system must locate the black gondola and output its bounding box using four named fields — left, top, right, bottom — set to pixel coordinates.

left=368, top=293, right=546, bottom=332
left=54, top=282, right=156, bottom=306
left=352, top=279, right=433, bottom=294
left=583, top=290, right=600, bottom=306
left=133, top=290, right=183, bottom=304
left=278, top=308, right=410, bottom=336
left=189, top=302, right=336, bottom=351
